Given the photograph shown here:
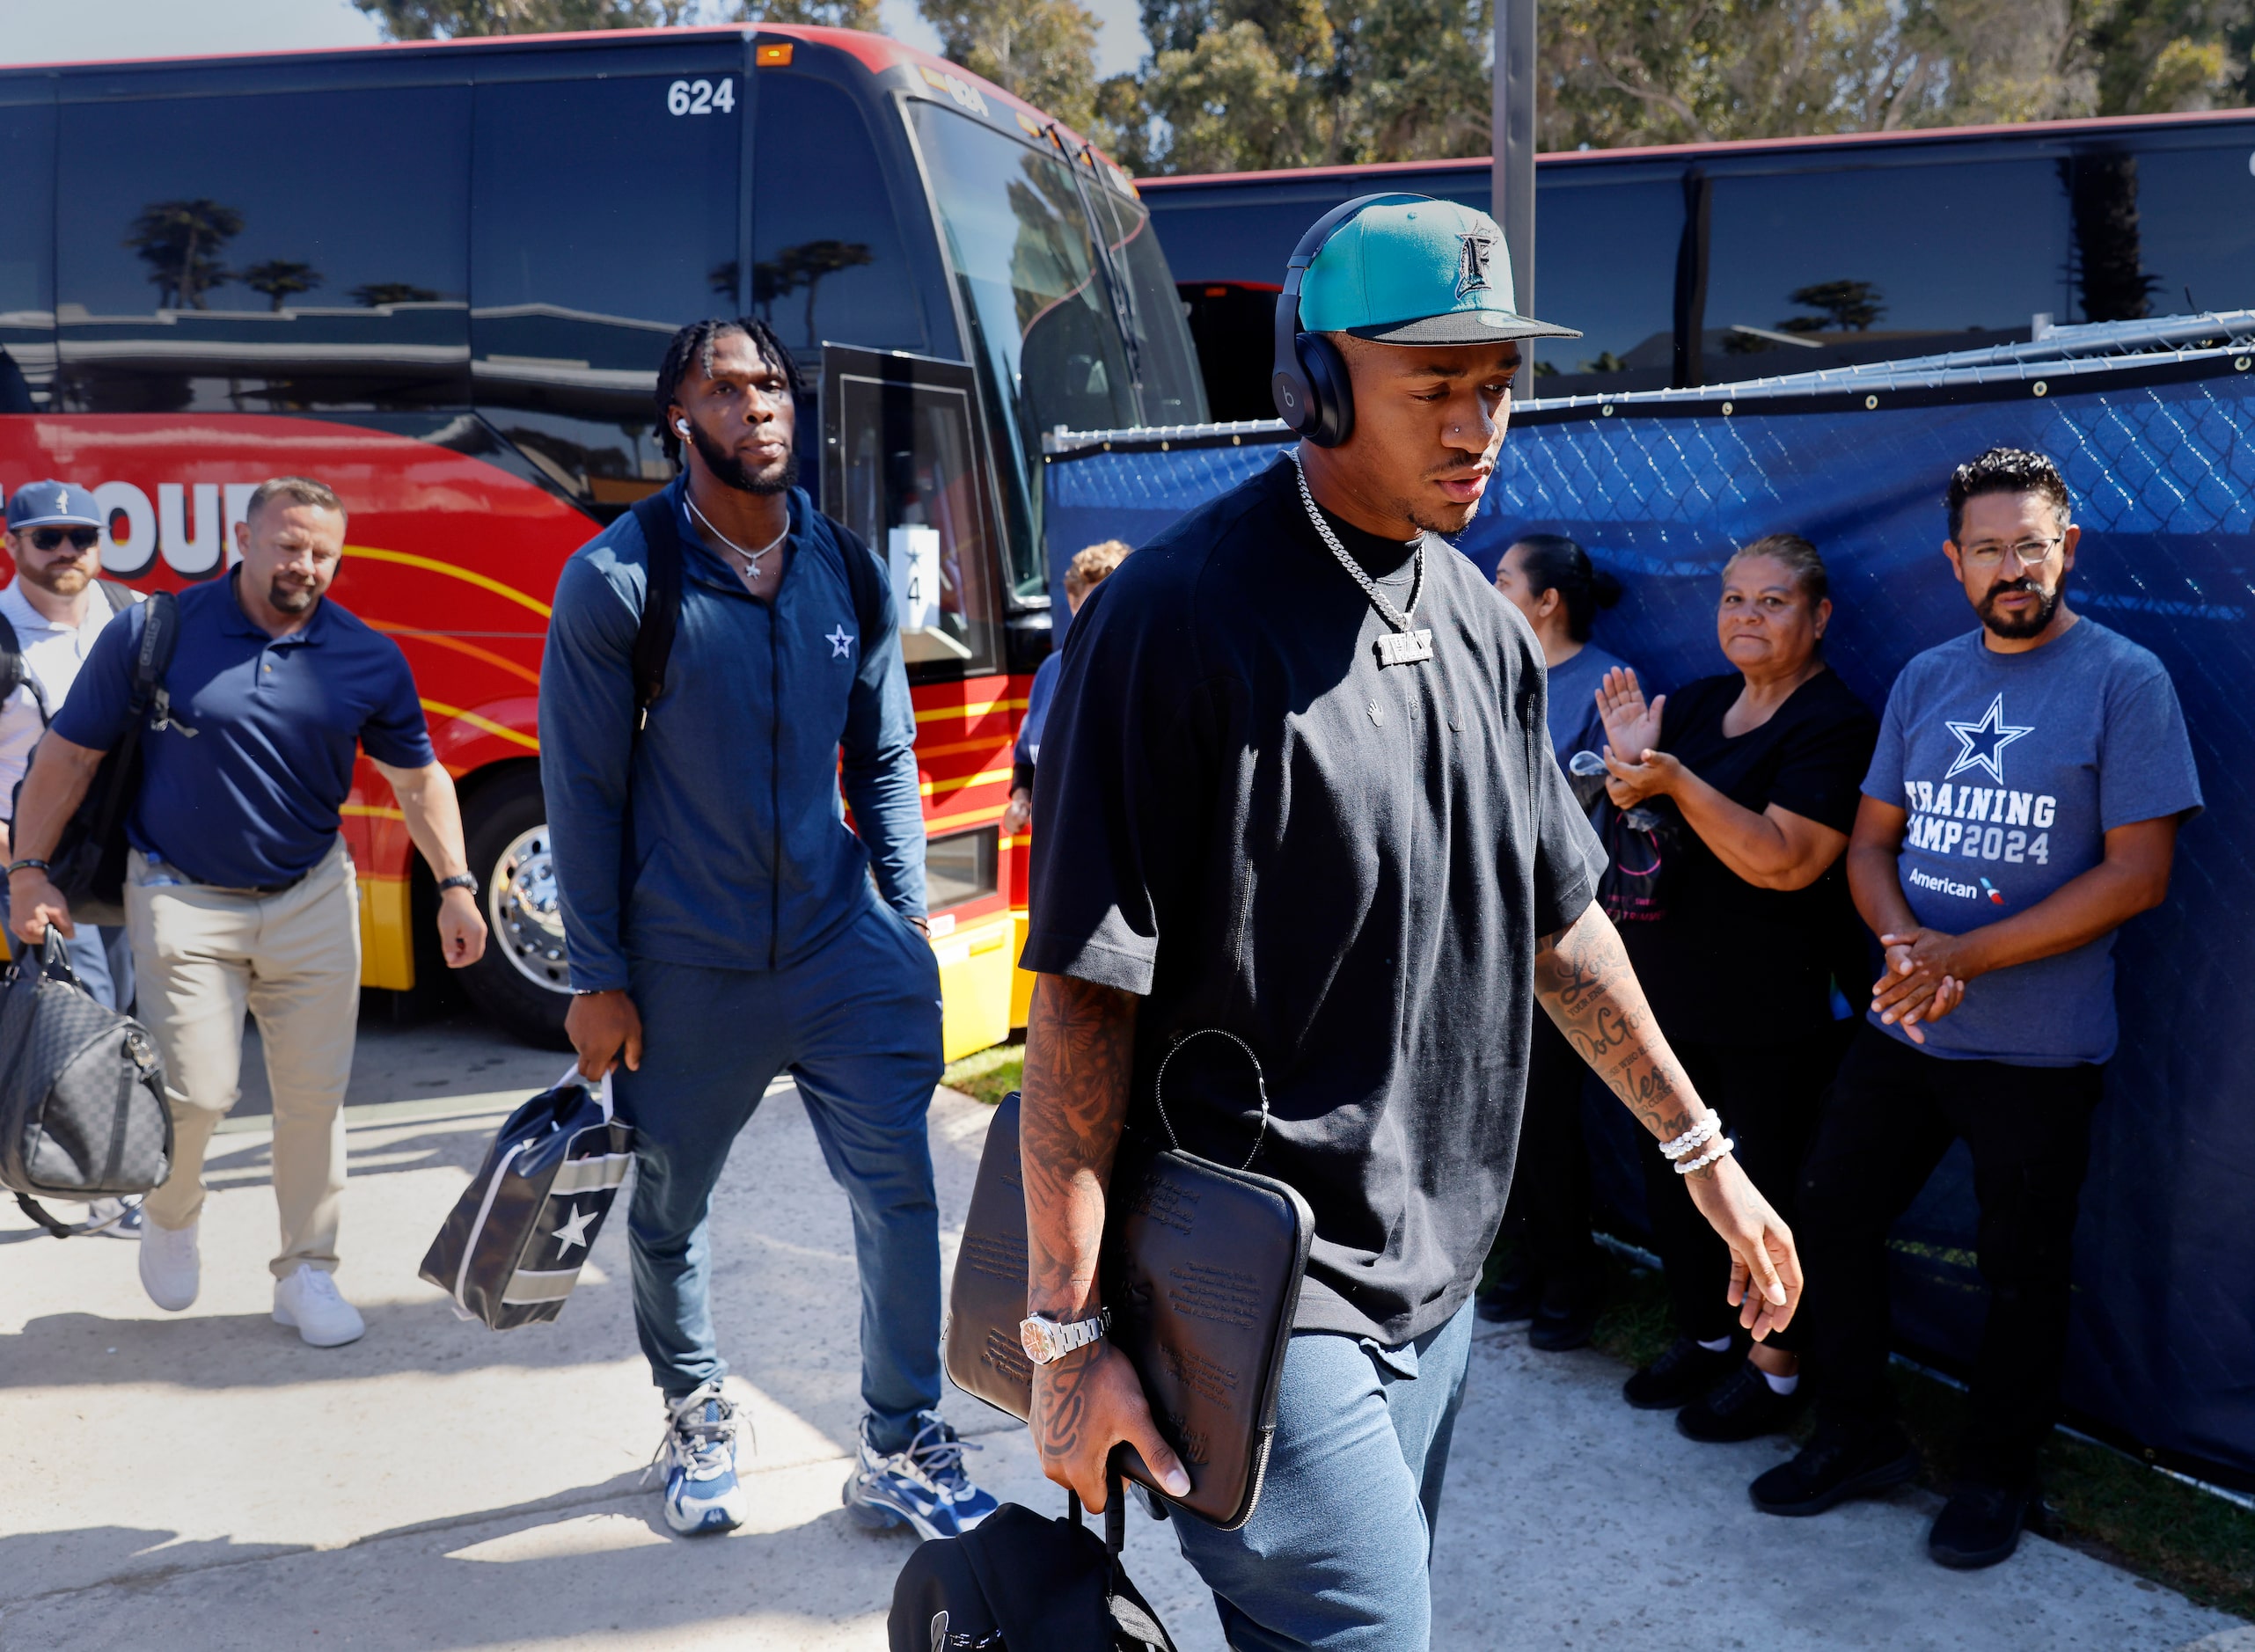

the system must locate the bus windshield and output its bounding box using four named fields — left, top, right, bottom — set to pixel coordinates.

left=911, top=102, right=1205, bottom=580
